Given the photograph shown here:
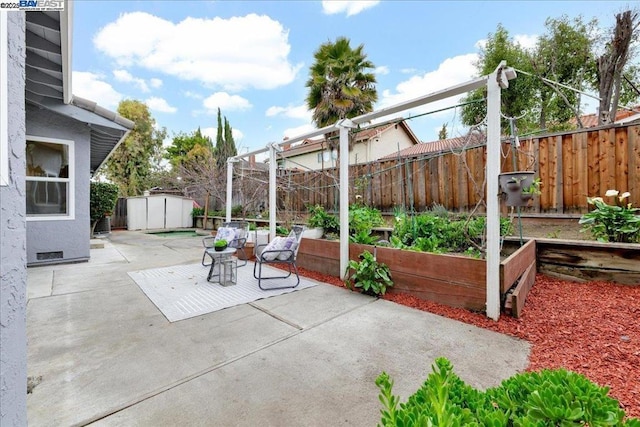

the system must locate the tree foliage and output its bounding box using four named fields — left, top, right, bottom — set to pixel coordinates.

left=306, top=36, right=378, bottom=130
left=165, top=127, right=214, bottom=169
left=461, top=12, right=640, bottom=134
left=597, top=10, right=639, bottom=125
left=104, top=99, right=166, bottom=196
left=214, top=108, right=237, bottom=168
